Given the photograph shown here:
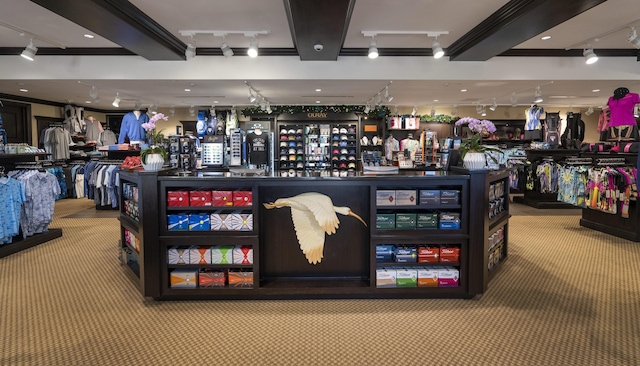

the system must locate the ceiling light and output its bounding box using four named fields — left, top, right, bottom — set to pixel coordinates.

left=489, top=98, right=497, bottom=111
left=533, top=87, right=543, bottom=103
left=315, top=101, right=321, bottom=104
left=89, top=86, right=99, bottom=101
left=585, top=106, right=594, bottom=116
left=583, top=48, right=598, bottom=64
left=316, top=88, right=322, bottom=92
left=368, top=38, right=378, bottom=59
left=20, top=39, right=37, bottom=61
left=247, top=38, right=259, bottom=58
left=592, top=89, right=600, bottom=92
left=628, top=27, right=640, bottom=49
left=213, top=100, right=219, bottom=104
left=376, top=93, right=382, bottom=106
left=189, top=105, right=195, bottom=116
left=510, top=92, right=518, bottom=107
left=451, top=105, right=458, bottom=116
left=19, top=88, right=28, bottom=92
left=432, top=40, right=444, bottom=59
left=150, top=104, right=158, bottom=114
left=185, top=39, right=196, bottom=59
left=169, top=107, right=175, bottom=117
left=476, top=104, right=483, bottom=114
left=433, top=99, right=439, bottom=102
left=248, top=89, right=257, bottom=103
left=384, top=86, right=393, bottom=102
left=411, top=106, right=417, bottom=116
left=84, top=34, right=94, bottom=39
left=112, top=93, right=121, bottom=108
left=460, top=89, right=467, bottom=92
left=364, top=104, right=371, bottom=114
left=267, top=103, right=273, bottom=114
left=480, top=107, right=487, bottom=117
left=184, top=88, right=191, bottom=92
left=85, top=100, right=91, bottom=104
left=541, top=35, right=552, bottom=40
left=220, top=42, right=234, bottom=58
